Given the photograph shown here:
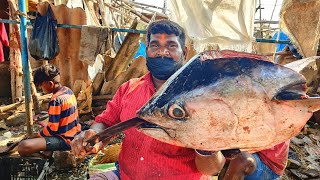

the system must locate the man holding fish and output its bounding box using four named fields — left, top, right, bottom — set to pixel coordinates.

left=71, top=20, right=293, bottom=179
